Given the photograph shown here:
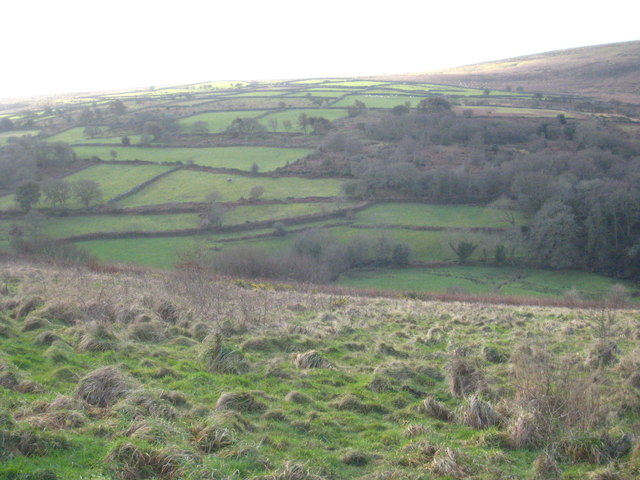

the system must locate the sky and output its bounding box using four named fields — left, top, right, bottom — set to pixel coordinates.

left=2, top=0, right=639, bottom=99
